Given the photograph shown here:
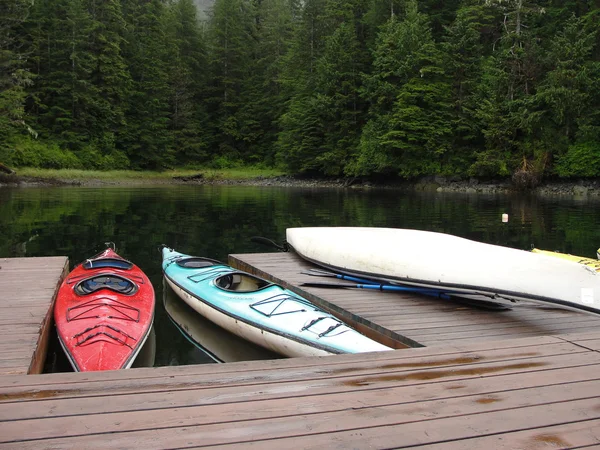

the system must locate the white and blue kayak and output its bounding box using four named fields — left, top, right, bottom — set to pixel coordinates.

left=161, top=247, right=392, bottom=357
left=286, top=227, right=600, bottom=316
